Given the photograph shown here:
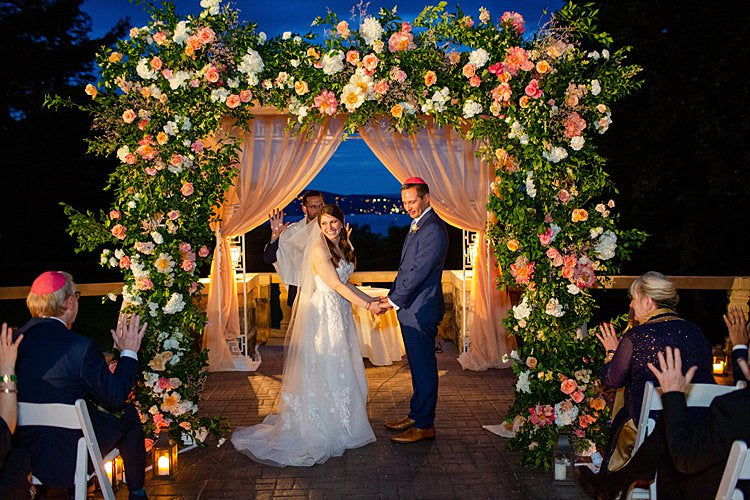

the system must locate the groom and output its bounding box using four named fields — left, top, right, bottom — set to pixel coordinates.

left=385, top=177, right=449, bottom=443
